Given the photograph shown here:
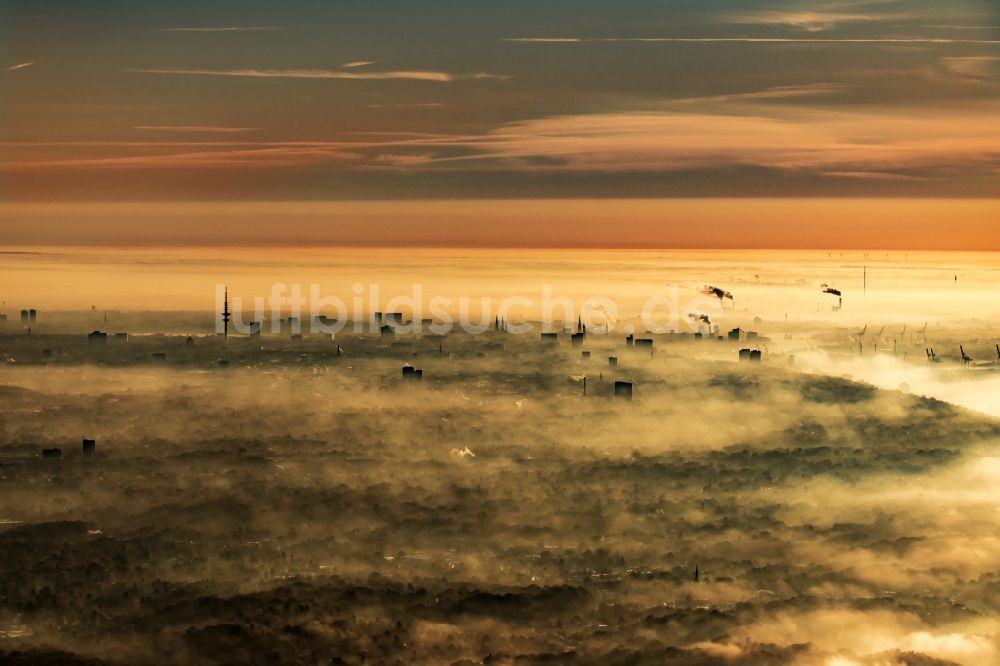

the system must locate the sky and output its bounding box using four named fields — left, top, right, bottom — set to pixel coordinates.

left=2, top=0, right=1000, bottom=248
